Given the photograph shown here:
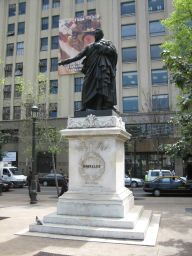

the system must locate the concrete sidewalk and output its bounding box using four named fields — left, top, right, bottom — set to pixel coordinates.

left=0, top=189, right=192, bottom=256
